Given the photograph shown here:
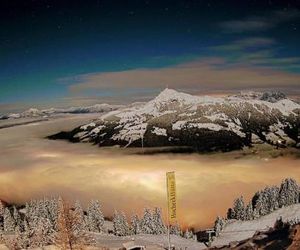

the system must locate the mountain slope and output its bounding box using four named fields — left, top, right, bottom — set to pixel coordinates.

left=49, top=89, right=300, bottom=152
left=211, top=204, right=300, bottom=248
